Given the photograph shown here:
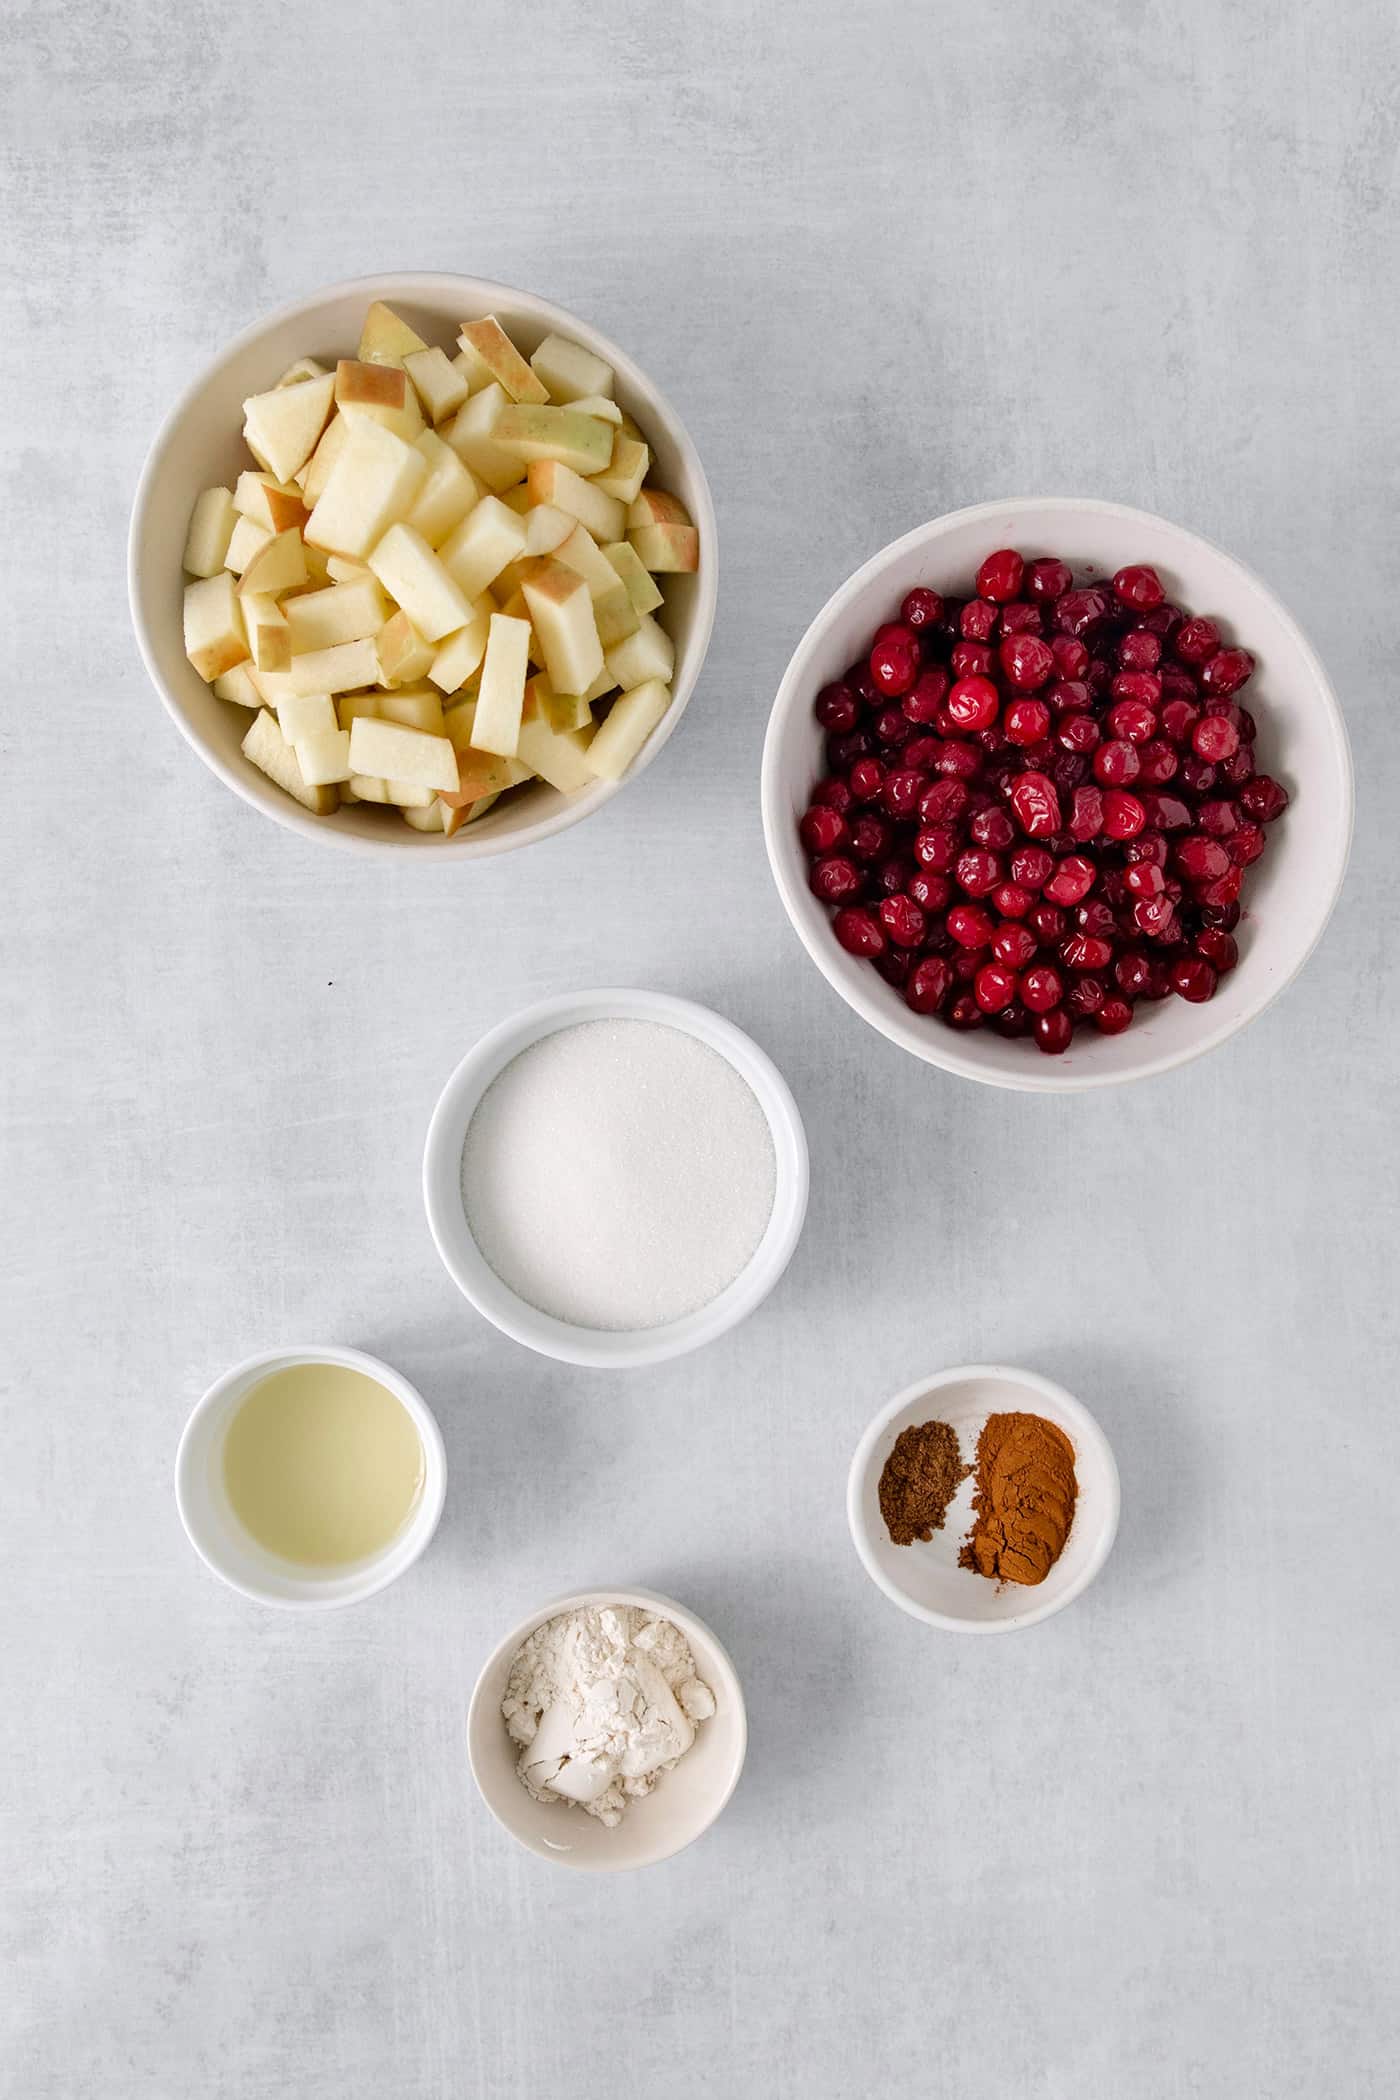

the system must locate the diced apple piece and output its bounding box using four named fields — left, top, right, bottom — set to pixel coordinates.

left=457, top=317, right=548, bottom=403
left=472, top=614, right=532, bottom=756
left=368, top=522, right=473, bottom=641
left=326, top=553, right=372, bottom=584
left=630, top=522, right=699, bottom=573
left=403, top=431, right=480, bottom=548
left=338, top=779, right=360, bottom=804
left=594, top=588, right=640, bottom=648
left=337, top=692, right=380, bottom=730
left=213, top=663, right=262, bottom=709
left=300, top=541, right=332, bottom=588
left=334, top=357, right=424, bottom=443
left=529, top=332, right=614, bottom=404
left=242, top=707, right=338, bottom=813
left=443, top=698, right=477, bottom=749
left=520, top=559, right=604, bottom=696
left=384, top=780, right=436, bottom=808
left=524, top=504, right=574, bottom=556
left=586, top=679, right=671, bottom=780
left=429, top=602, right=492, bottom=693
left=448, top=347, right=491, bottom=399
left=585, top=663, right=618, bottom=703
left=628, top=488, right=692, bottom=531
left=305, top=419, right=428, bottom=559
left=404, top=346, right=469, bottom=425
left=348, top=773, right=392, bottom=802
left=375, top=610, right=435, bottom=688
left=440, top=744, right=530, bottom=807
left=401, top=801, right=445, bottom=832
left=358, top=301, right=427, bottom=366
left=299, top=414, right=347, bottom=507
left=568, top=394, right=623, bottom=425
left=247, top=666, right=297, bottom=711
left=551, top=524, right=621, bottom=600
left=183, top=572, right=248, bottom=681
left=491, top=587, right=540, bottom=663
left=442, top=384, right=528, bottom=493
left=243, top=592, right=291, bottom=672
left=441, top=789, right=497, bottom=835
left=348, top=714, right=458, bottom=792
left=591, top=433, right=650, bottom=506
left=439, top=494, right=526, bottom=599
left=378, top=685, right=445, bottom=733
left=276, top=356, right=328, bottom=388
left=493, top=405, right=615, bottom=475
left=276, top=691, right=337, bottom=742
left=526, top=674, right=593, bottom=735
left=233, top=471, right=308, bottom=533
left=499, top=482, right=534, bottom=515
left=184, top=487, right=237, bottom=577
left=516, top=713, right=596, bottom=793
left=236, top=528, right=308, bottom=600
left=526, top=459, right=625, bottom=543
left=603, top=539, right=664, bottom=616
left=242, top=374, right=335, bottom=483
left=285, top=575, right=387, bottom=653
left=604, top=611, right=675, bottom=691
left=284, top=639, right=380, bottom=695
left=294, top=728, right=352, bottom=787
left=225, top=515, right=271, bottom=575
